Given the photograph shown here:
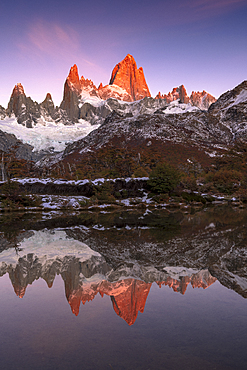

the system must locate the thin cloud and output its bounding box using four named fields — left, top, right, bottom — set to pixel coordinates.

left=17, top=20, right=100, bottom=70
left=186, top=0, right=245, bottom=17
left=130, top=0, right=247, bottom=31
